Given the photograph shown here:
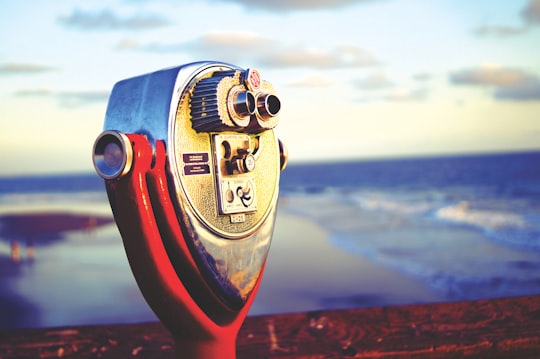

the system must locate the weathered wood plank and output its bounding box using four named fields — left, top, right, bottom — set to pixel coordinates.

left=1, top=295, right=539, bottom=358
left=237, top=295, right=540, bottom=358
